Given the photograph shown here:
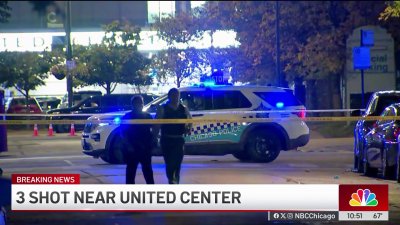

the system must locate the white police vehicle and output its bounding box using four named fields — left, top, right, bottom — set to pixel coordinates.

left=81, top=83, right=310, bottom=164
